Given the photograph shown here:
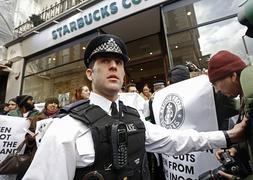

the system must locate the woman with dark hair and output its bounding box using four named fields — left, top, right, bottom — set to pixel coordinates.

left=42, top=97, right=60, bottom=118
left=0, top=103, right=10, bottom=115
left=29, top=97, right=60, bottom=132
left=140, top=83, right=152, bottom=100
left=8, top=98, right=17, bottom=111
left=17, top=97, right=60, bottom=179
left=74, top=85, right=90, bottom=101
